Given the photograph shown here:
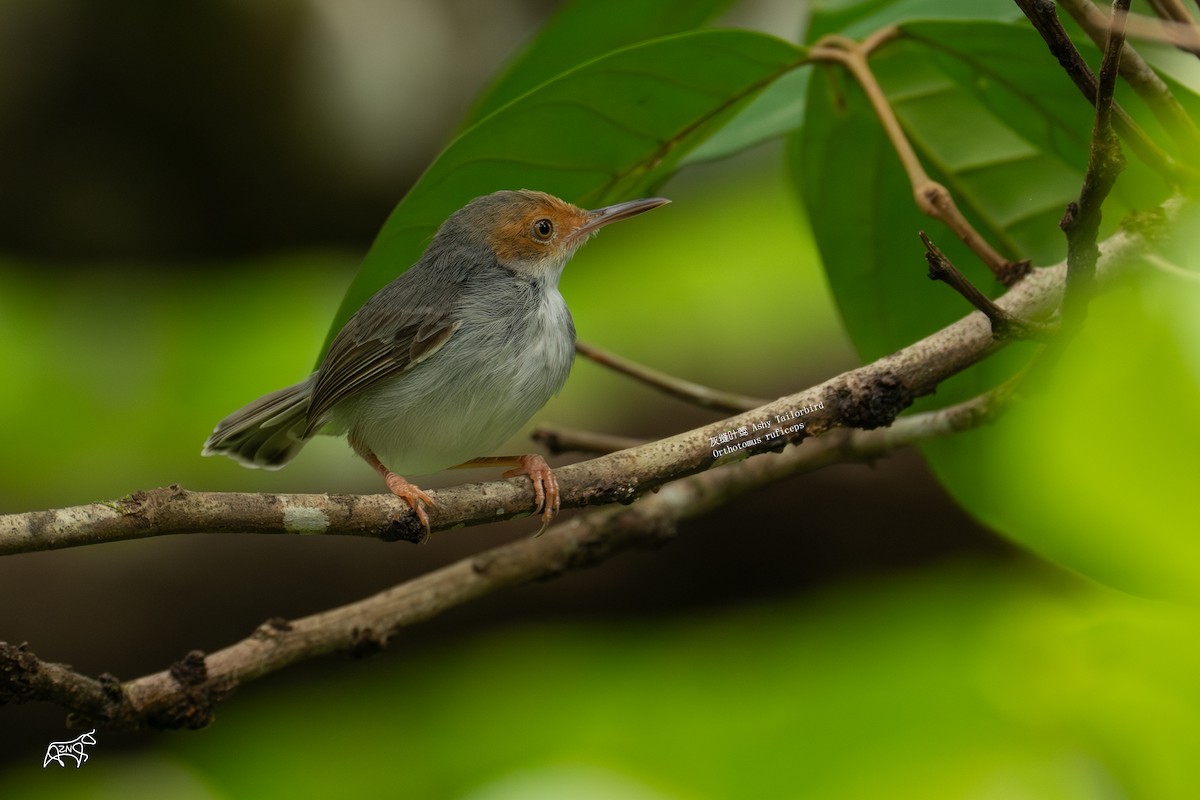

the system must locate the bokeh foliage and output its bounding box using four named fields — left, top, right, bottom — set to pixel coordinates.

left=795, top=13, right=1199, bottom=600
left=5, top=562, right=1199, bottom=798
left=2, top=0, right=1198, bottom=796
